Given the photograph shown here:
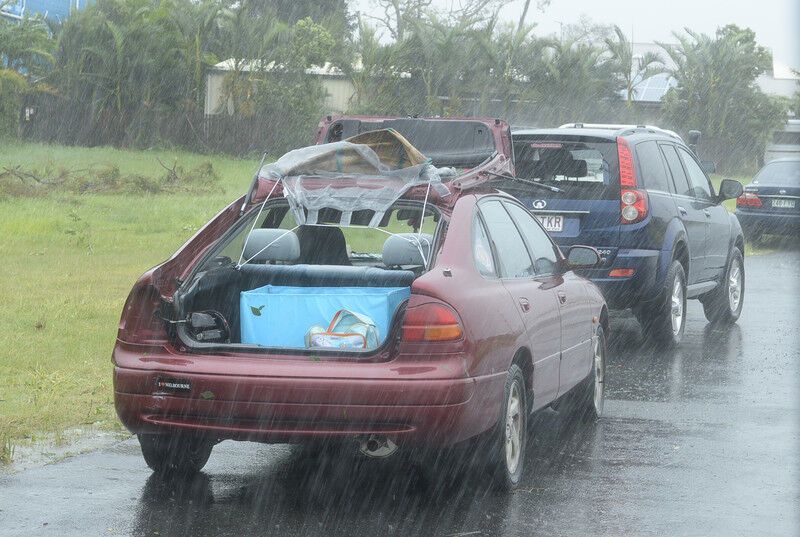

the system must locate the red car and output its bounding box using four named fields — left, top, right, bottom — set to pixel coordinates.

left=113, top=117, right=608, bottom=489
